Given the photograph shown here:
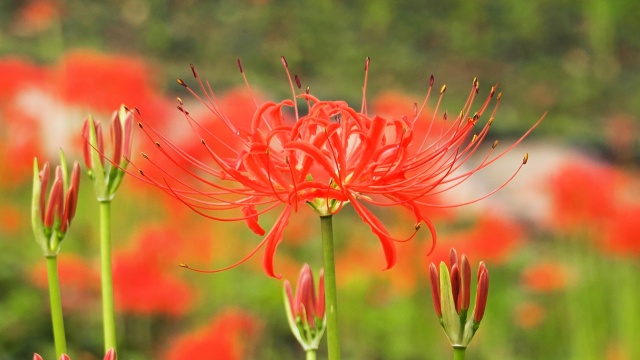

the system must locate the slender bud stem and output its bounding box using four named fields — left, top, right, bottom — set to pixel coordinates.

left=320, top=215, right=340, bottom=360
left=46, top=256, right=67, bottom=358
left=99, top=201, right=117, bottom=352
left=306, top=349, right=317, bottom=360
left=453, top=346, right=466, bottom=360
